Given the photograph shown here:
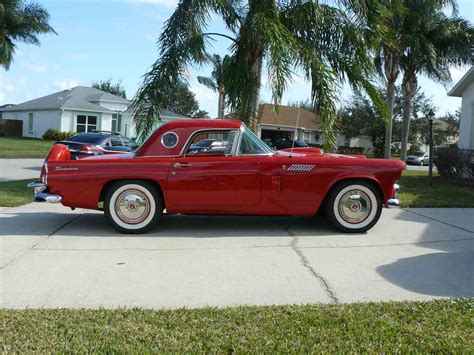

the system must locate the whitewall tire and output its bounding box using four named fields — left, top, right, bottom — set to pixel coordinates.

left=325, top=181, right=382, bottom=233
left=104, top=180, right=162, bottom=234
